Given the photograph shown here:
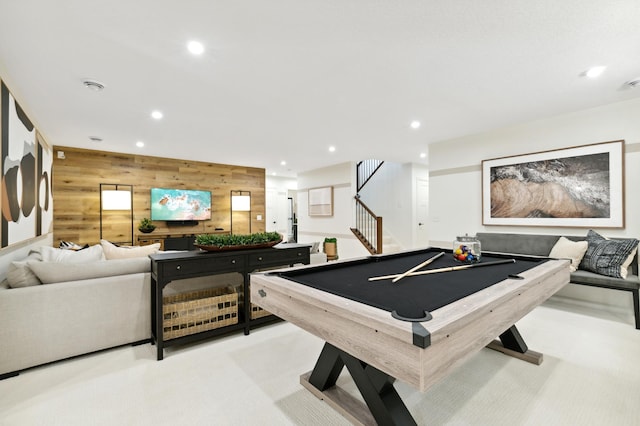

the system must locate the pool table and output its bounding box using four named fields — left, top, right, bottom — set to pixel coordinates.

left=250, top=248, right=569, bottom=425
